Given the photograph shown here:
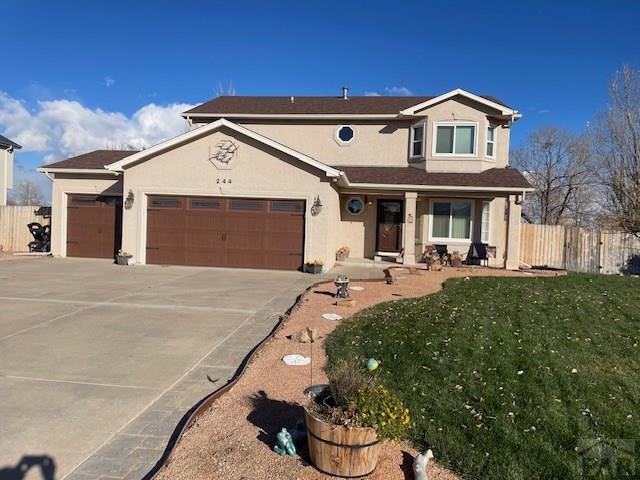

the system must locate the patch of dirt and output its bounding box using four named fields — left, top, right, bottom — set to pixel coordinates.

left=155, top=267, right=561, bottom=480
